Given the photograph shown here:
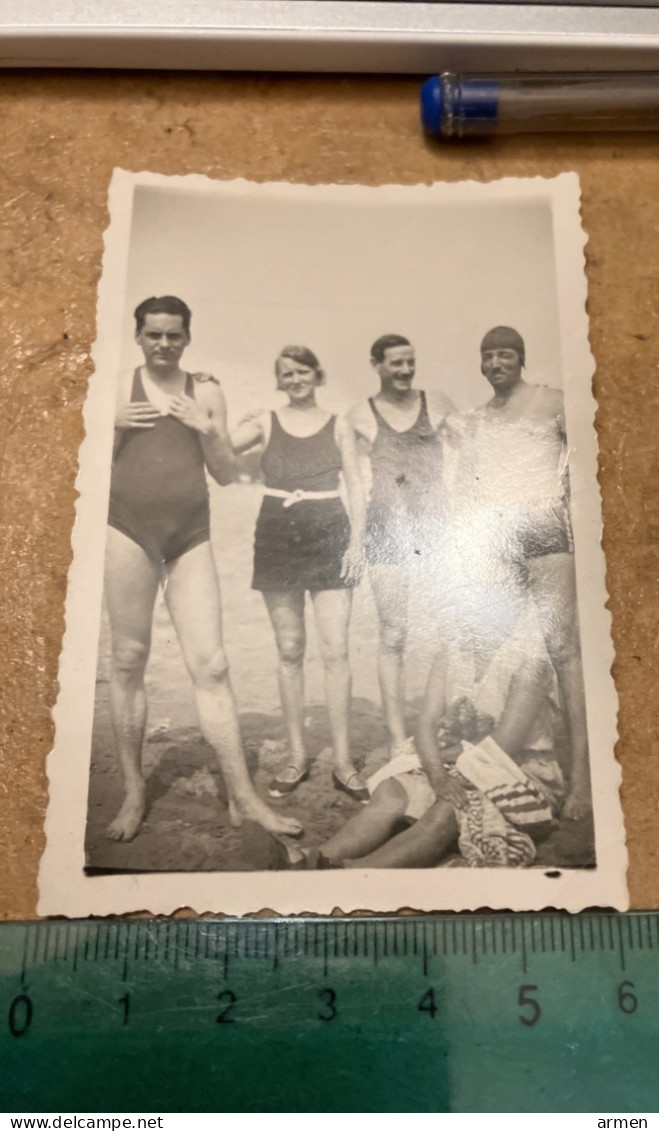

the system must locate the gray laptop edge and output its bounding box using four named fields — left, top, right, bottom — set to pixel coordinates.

left=2, top=0, right=659, bottom=72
